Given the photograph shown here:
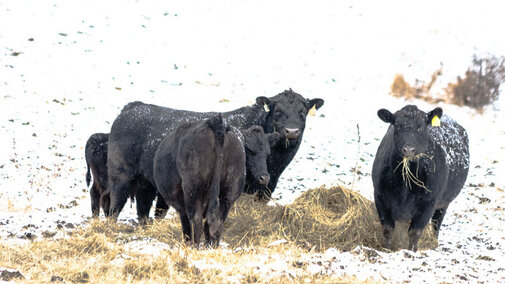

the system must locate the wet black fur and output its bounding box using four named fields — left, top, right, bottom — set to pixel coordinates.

left=372, top=105, right=469, bottom=251
left=85, top=133, right=110, bottom=217
left=153, top=115, right=273, bottom=247
left=106, top=89, right=323, bottom=222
